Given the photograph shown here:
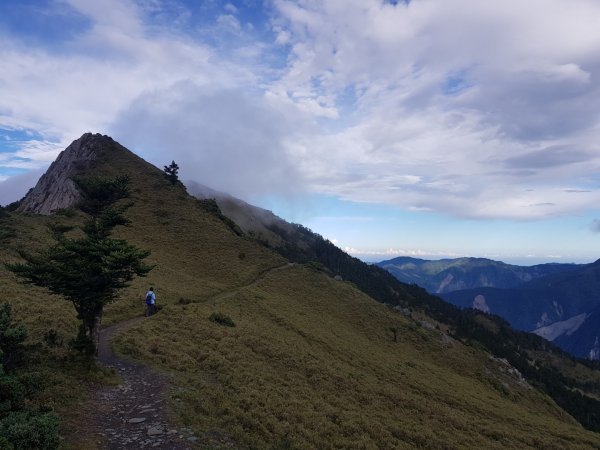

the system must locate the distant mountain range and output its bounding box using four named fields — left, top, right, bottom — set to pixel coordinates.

left=440, top=260, right=600, bottom=359
left=376, top=256, right=580, bottom=293
left=376, top=256, right=600, bottom=359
